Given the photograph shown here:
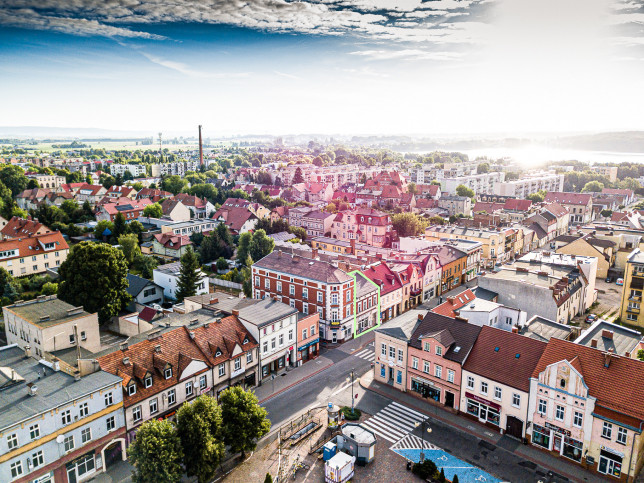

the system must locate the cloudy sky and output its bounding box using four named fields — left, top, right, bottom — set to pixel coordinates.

left=1, top=0, right=643, bottom=136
